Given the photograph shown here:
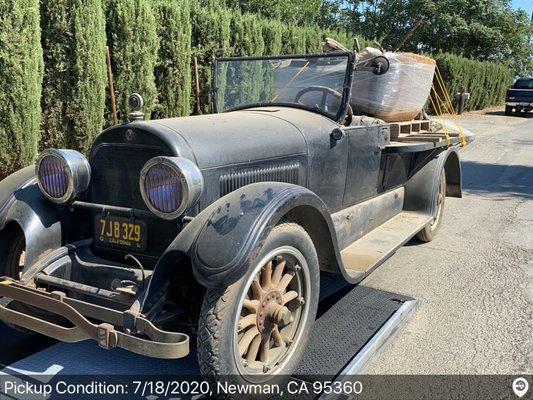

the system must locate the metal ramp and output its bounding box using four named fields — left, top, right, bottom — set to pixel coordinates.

left=1, top=273, right=418, bottom=398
